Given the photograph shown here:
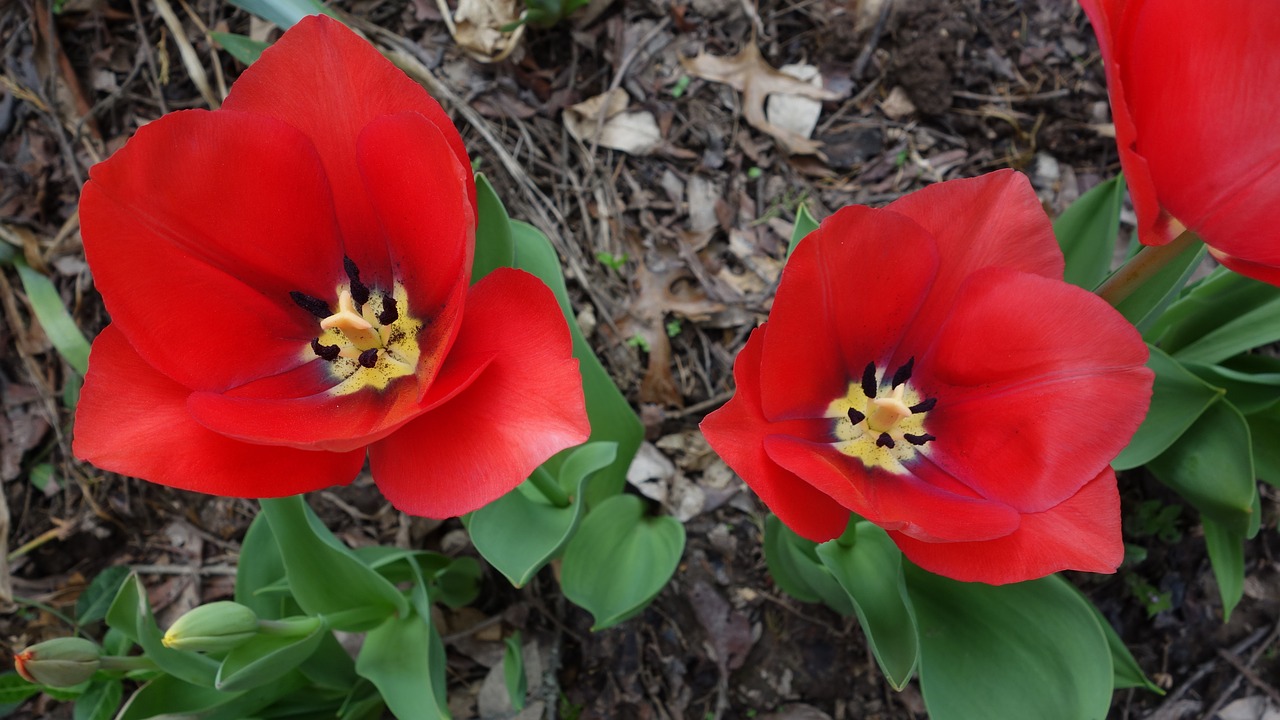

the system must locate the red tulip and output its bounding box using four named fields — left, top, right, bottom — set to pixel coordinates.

left=73, top=16, right=589, bottom=517
left=1081, top=0, right=1280, bottom=285
left=701, top=171, right=1153, bottom=585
